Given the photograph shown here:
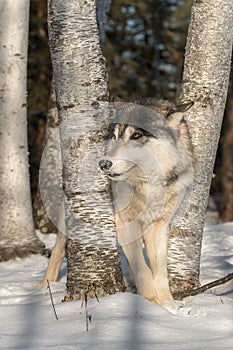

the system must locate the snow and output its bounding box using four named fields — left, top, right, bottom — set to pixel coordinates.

left=0, top=223, right=233, bottom=350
